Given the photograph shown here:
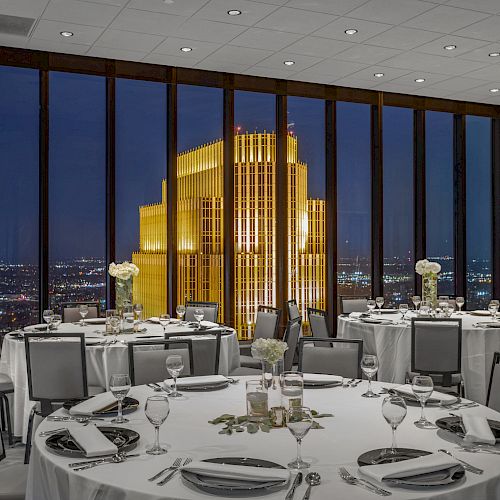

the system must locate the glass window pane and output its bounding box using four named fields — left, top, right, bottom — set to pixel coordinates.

left=49, top=72, right=106, bottom=312
left=116, top=79, right=167, bottom=319
left=466, top=115, right=492, bottom=309
left=337, top=102, right=372, bottom=299
left=177, top=85, right=224, bottom=320
left=0, top=66, right=39, bottom=329
left=426, top=111, right=454, bottom=296
left=234, top=91, right=276, bottom=339
left=287, top=97, right=326, bottom=327
left=383, top=106, right=414, bottom=304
